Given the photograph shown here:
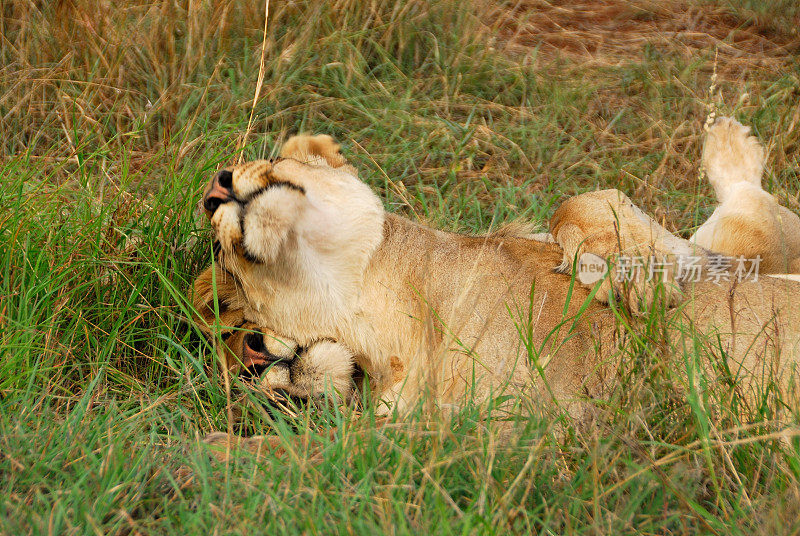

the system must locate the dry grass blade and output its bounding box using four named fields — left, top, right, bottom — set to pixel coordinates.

left=238, top=0, right=271, bottom=163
